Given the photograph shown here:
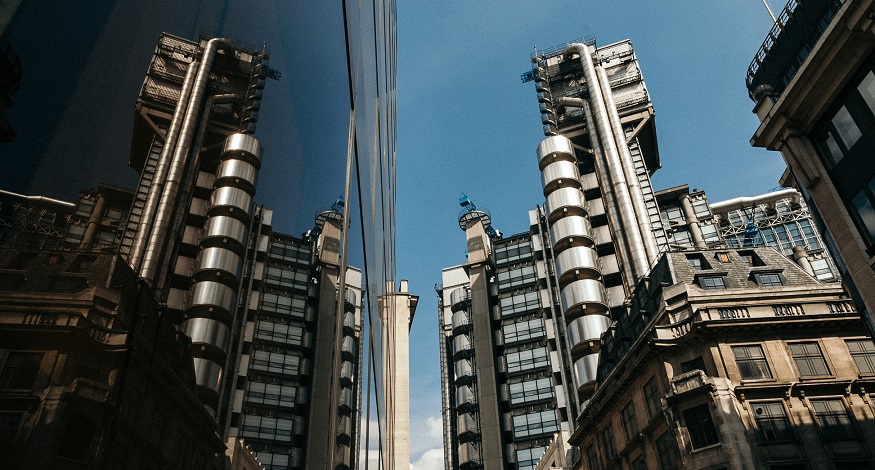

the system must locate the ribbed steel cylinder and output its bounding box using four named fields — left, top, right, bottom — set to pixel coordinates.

left=340, top=361, right=354, bottom=386
left=537, top=135, right=576, bottom=169
left=459, top=442, right=480, bottom=466
left=187, top=280, right=236, bottom=322
left=201, top=215, right=248, bottom=254
left=215, top=159, right=258, bottom=193
left=559, top=279, right=609, bottom=320
left=566, top=315, right=612, bottom=358
left=452, top=309, right=471, bottom=334
left=193, top=246, right=243, bottom=285
left=452, top=334, right=473, bottom=360
left=457, top=413, right=477, bottom=437
left=545, top=187, right=587, bottom=222
left=455, top=384, right=475, bottom=406
left=222, top=132, right=263, bottom=168
left=342, top=336, right=356, bottom=359
left=450, top=287, right=470, bottom=312
left=192, top=357, right=223, bottom=393
left=541, top=160, right=582, bottom=196
left=550, top=215, right=595, bottom=252
left=209, top=186, right=253, bottom=222
left=554, top=245, right=601, bottom=287
left=184, top=317, right=231, bottom=353
left=454, top=359, right=474, bottom=381
left=572, top=354, right=600, bottom=395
